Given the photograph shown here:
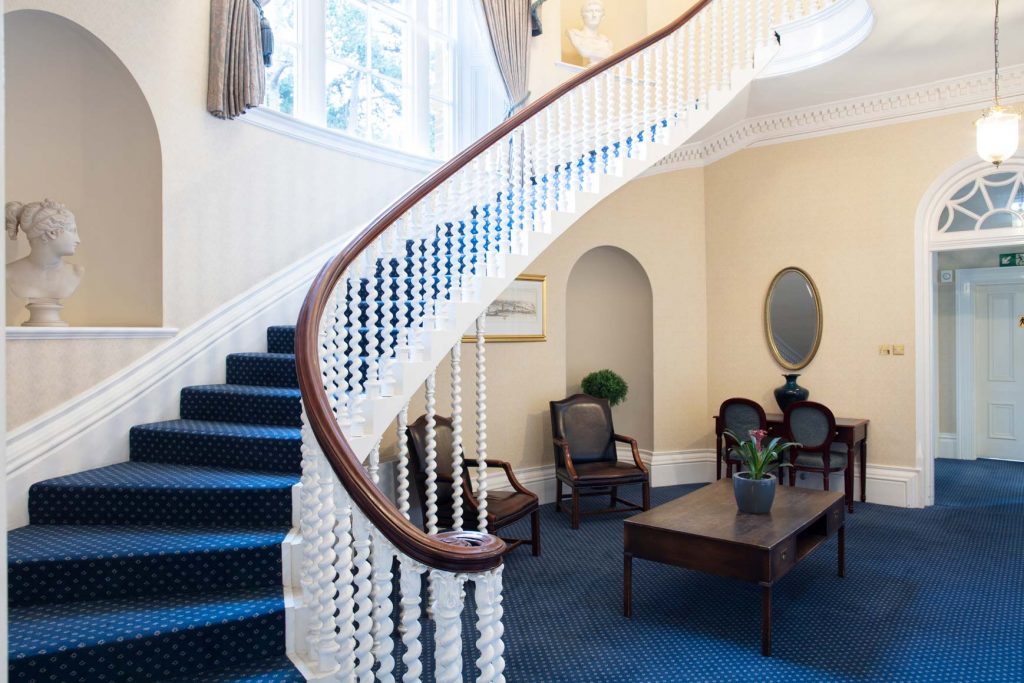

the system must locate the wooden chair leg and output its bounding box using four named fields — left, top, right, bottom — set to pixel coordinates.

left=789, top=467, right=796, bottom=487
left=571, top=488, right=581, bottom=530
left=531, top=509, right=541, bottom=557
left=610, top=486, right=618, bottom=508
left=555, top=479, right=562, bottom=513
left=823, top=471, right=830, bottom=491
left=642, top=480, right=651, bottom=510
